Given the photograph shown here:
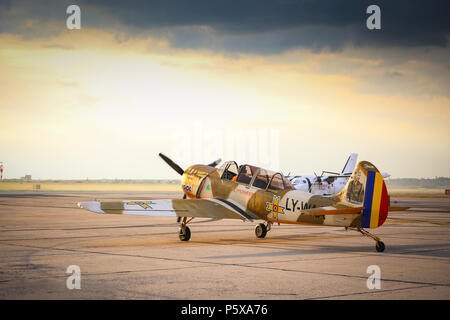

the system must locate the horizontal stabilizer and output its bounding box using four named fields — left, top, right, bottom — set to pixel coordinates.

left=388, top=206, right=410, bottom=212
left=302, top=206, right=364, bottom=216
